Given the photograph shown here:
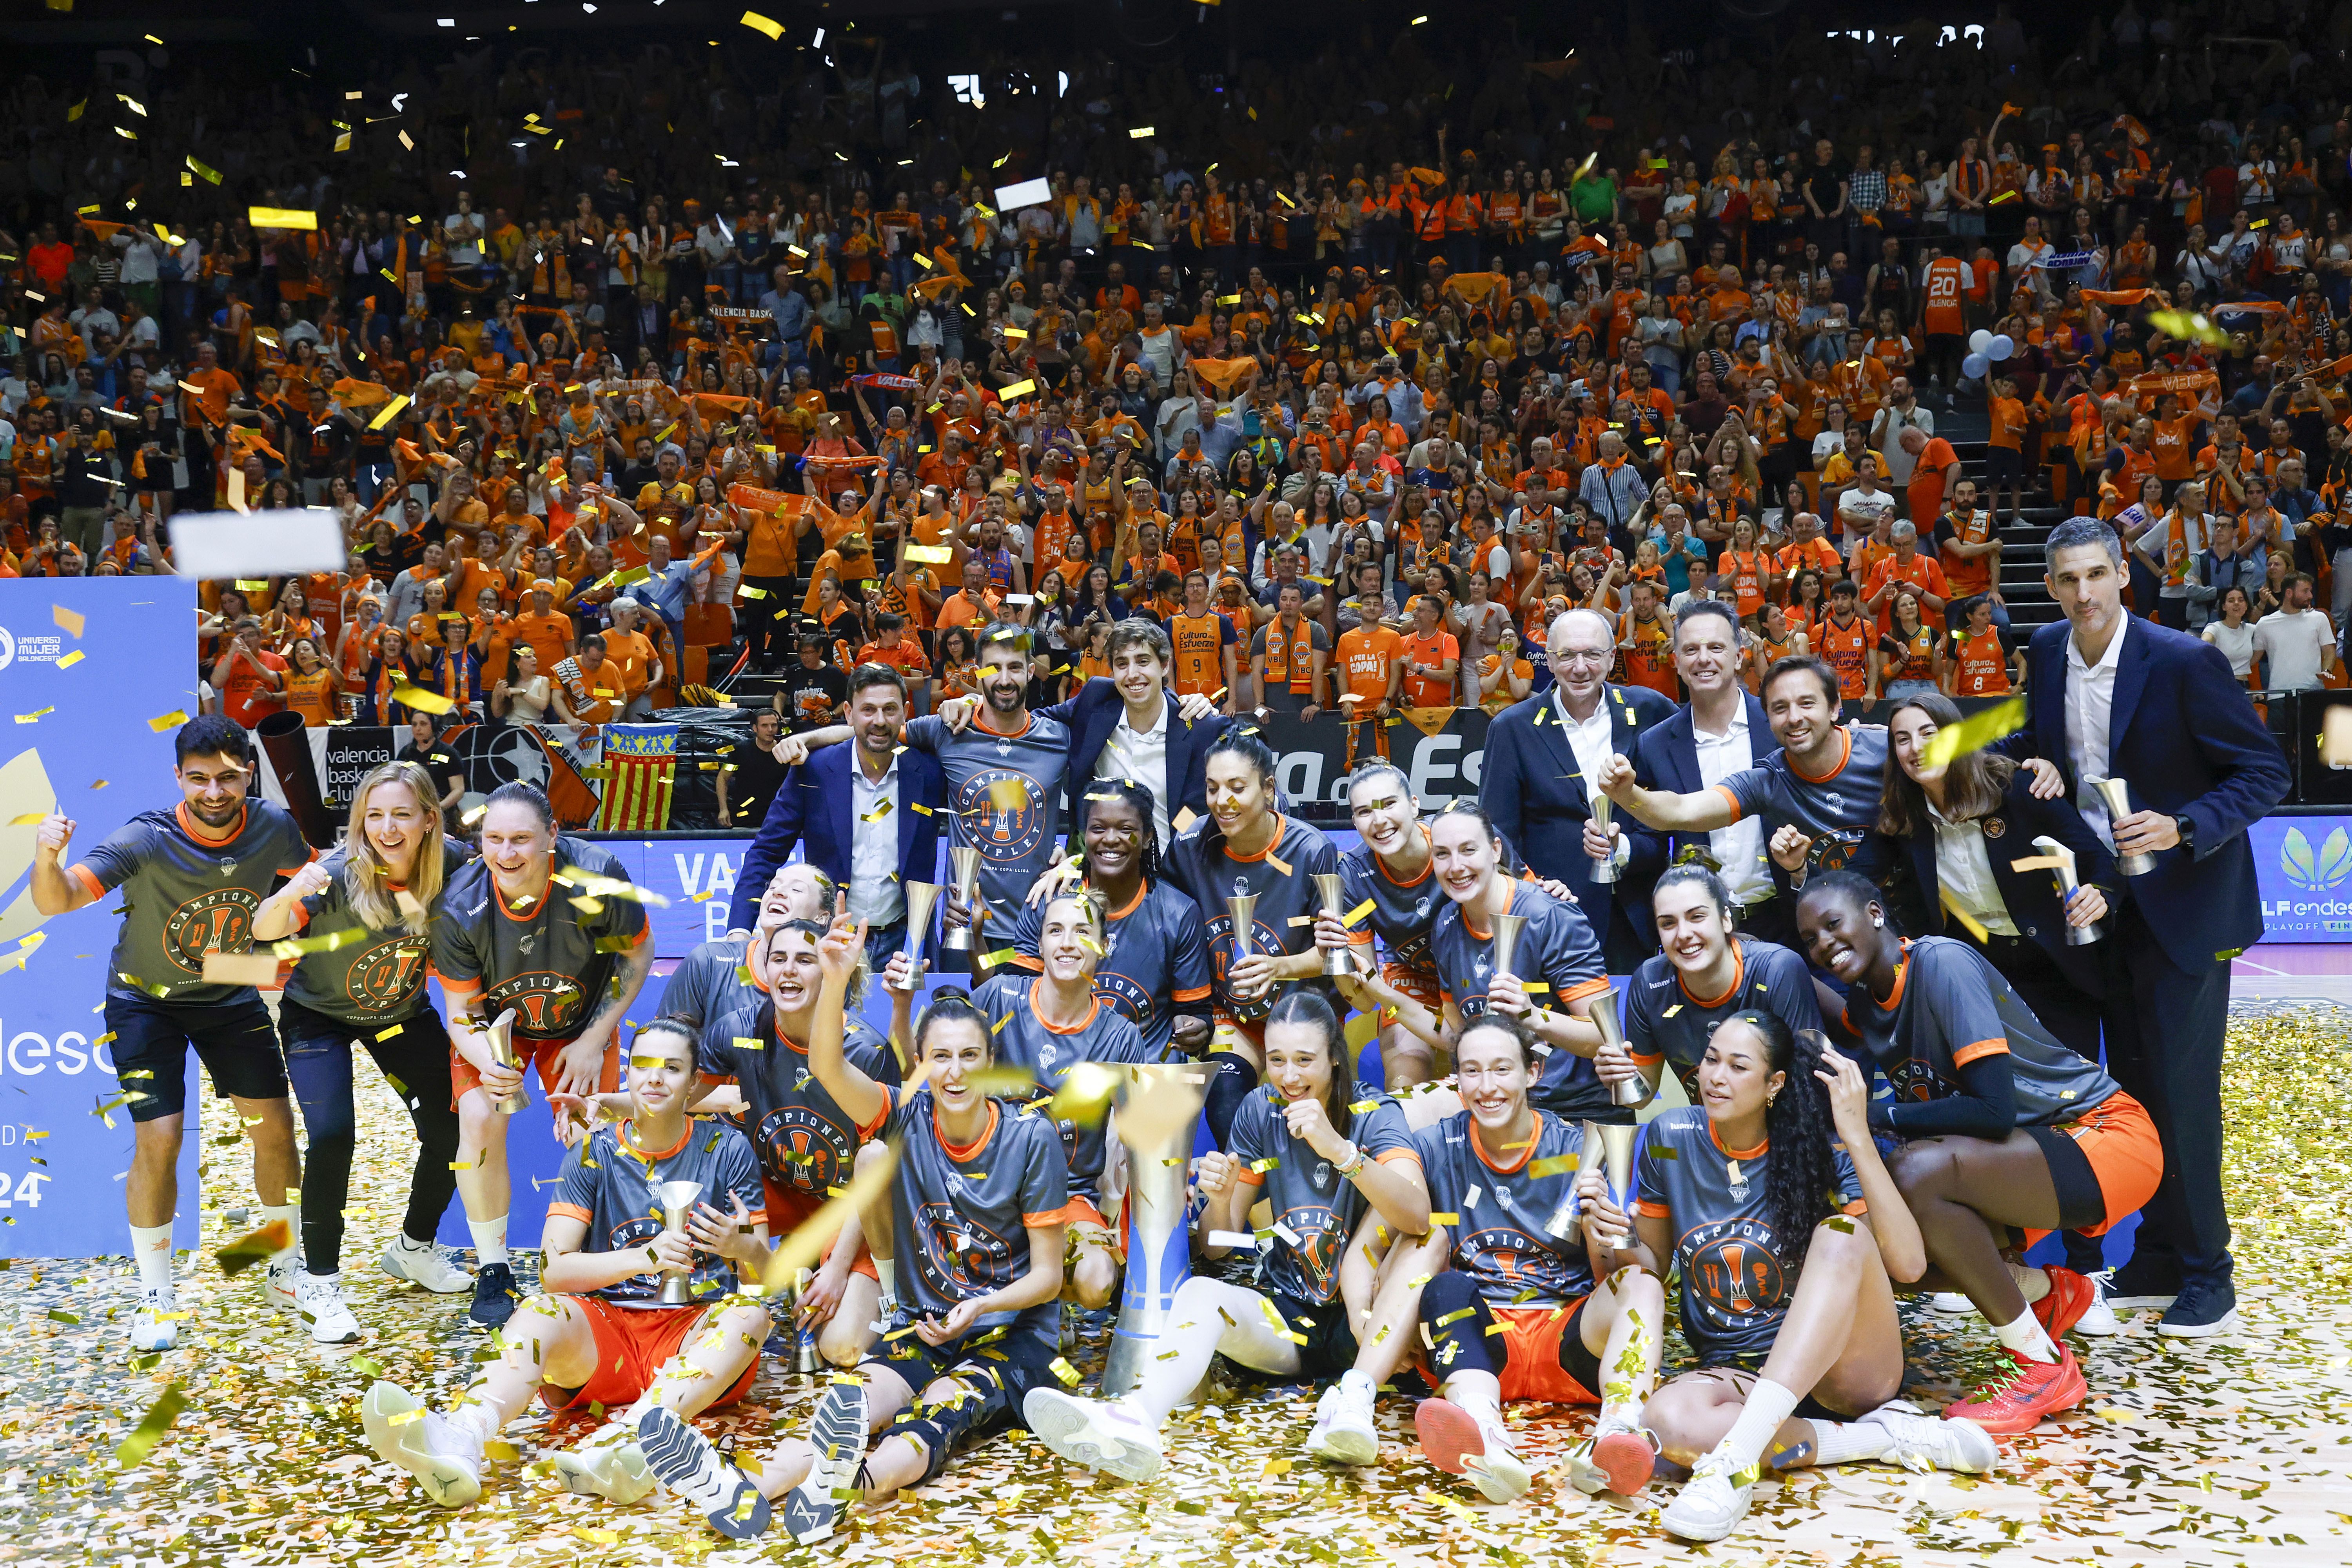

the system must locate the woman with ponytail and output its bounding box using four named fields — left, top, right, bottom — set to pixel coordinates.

left=1021, top=991, right=1430, bottom=1482
left=1583, top=1009, right=1993, bottom=1543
